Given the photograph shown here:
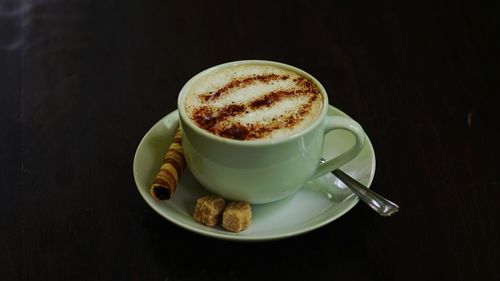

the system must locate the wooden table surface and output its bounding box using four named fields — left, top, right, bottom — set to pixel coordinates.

left=1, top=0, right=499, bottom=280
